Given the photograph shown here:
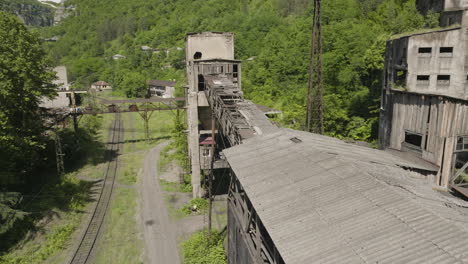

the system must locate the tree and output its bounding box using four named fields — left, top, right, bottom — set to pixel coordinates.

left=0, top=12, right=56, bottom=186
left=120, top=72, right=147, bottom=98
